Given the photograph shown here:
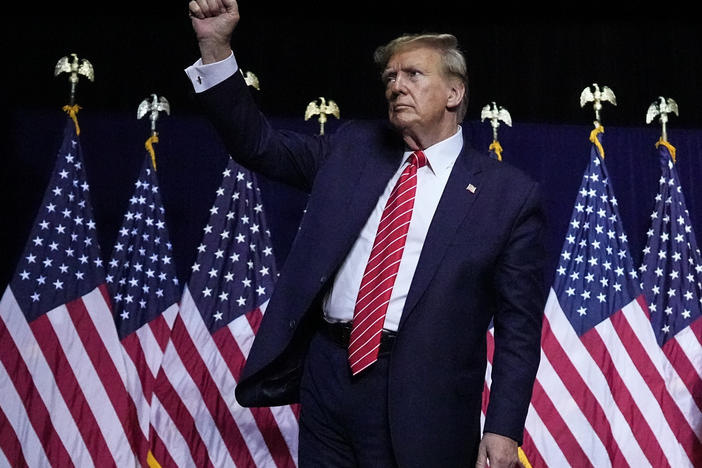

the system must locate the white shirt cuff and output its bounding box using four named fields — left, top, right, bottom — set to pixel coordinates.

left=184, top=52, right=238, bottom=93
